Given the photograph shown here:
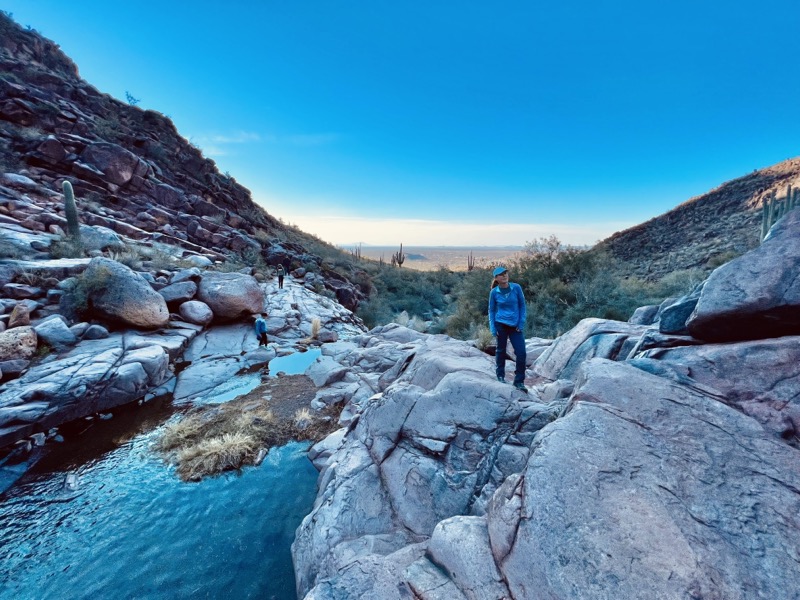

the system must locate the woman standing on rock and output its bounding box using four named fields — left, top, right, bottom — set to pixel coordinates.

left=489, top=266, right=528, bottom=392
